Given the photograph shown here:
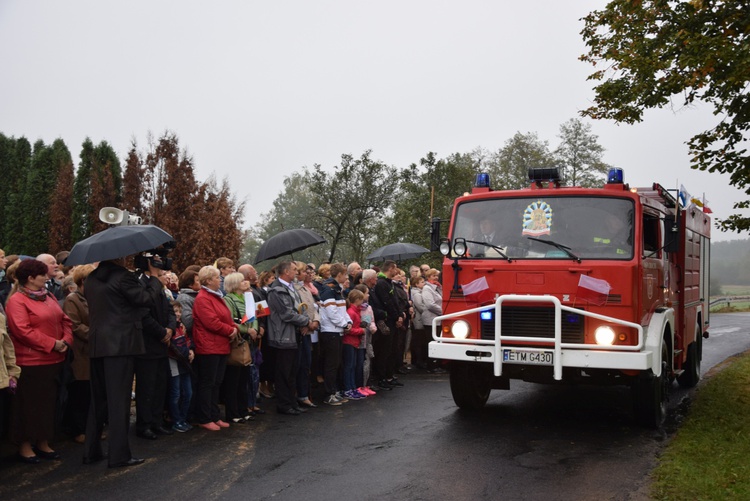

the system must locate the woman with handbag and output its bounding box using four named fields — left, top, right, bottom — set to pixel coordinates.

left=192, top=266, right=238, bottom=431
left=221, top=273, right=258, bottom=424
